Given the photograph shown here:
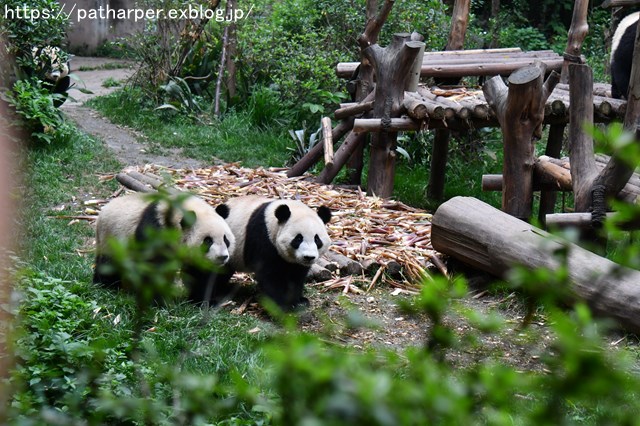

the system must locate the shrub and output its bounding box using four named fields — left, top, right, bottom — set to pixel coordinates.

left=5, top=78, right=73, bottom=145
